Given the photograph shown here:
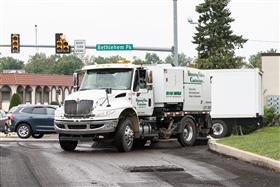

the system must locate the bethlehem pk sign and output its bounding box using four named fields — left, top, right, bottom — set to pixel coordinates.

left=96, top=44, right=133, bottom=51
